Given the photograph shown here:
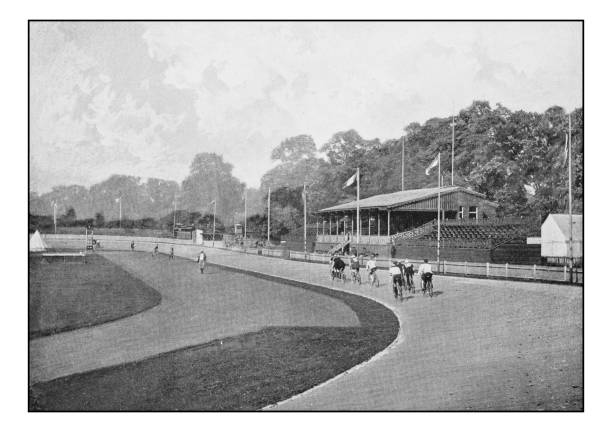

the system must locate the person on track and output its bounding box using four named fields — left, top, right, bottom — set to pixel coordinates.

left=350, top=253, right=361, bottom=283
left=130, top=240, right=135, bottom=252
left=365, top=254, right=378, bottom=286
left=403, top=259, right=415, bottom=292
left=389, top=261, right=403, bottom=298
left=169, top=247, right=175, bottom=260
left=153, top=244, right=159, bottom=257
left=197, top=250, right=207, bottom=274
left=417, top=258, right=434, bottom=292
left=331, top=255, right=346, bottom=280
